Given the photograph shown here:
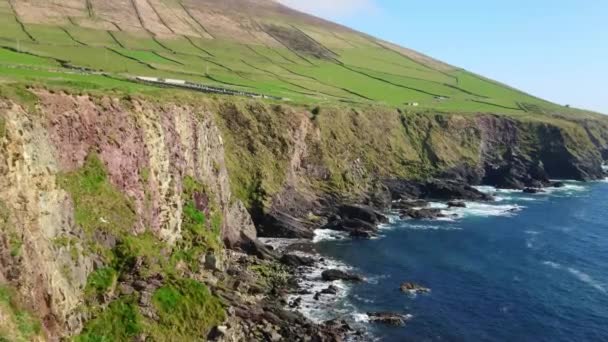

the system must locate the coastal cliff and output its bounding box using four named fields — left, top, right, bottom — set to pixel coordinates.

left=0, top=88, right=606, bottom=340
